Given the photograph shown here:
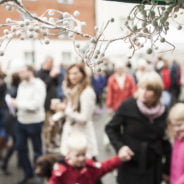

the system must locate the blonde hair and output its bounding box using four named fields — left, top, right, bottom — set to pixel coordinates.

left=135, top=72, right=164, bottom=106
left=167, top=103, right=184, bottom=139
left=67, top=132, right=87, bottom=153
